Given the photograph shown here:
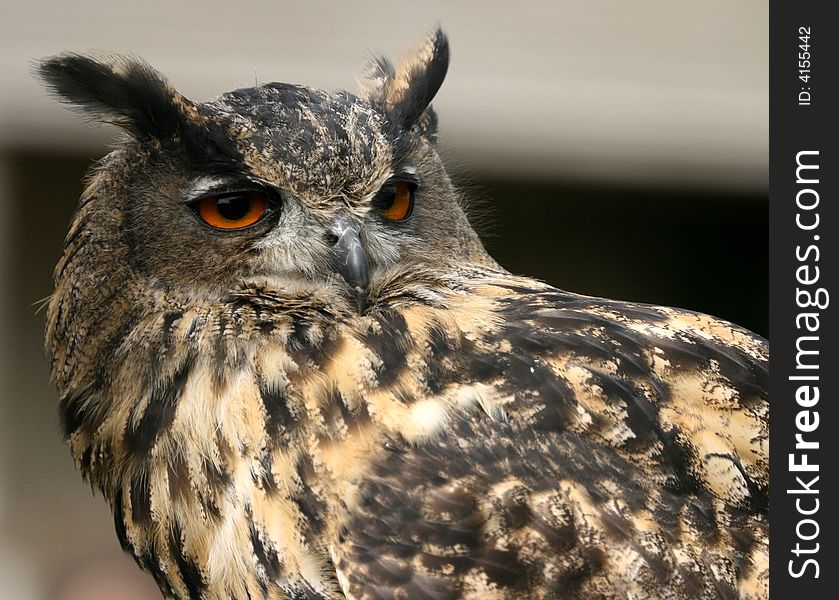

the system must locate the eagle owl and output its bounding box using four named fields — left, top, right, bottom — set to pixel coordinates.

left=41, top=30, right=768, bottom=600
